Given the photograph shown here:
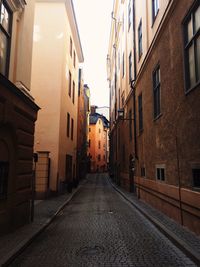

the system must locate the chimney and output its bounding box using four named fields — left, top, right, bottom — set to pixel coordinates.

left=90, top=105, right=97, bottom=115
